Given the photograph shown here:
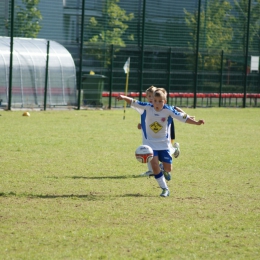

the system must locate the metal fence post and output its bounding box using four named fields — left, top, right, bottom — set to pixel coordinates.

left=77, top=0, right=86, bottom=110
left=139, top=0, right=146, bottom=101
left=243, top=0, right=251, bottom=108
left=167, top=47, right=172, bottom=104
left=8, top=0, right=15, bottom=110
left=109, top=44, right=114, bottom=109
left=219, top=50, right=224, bottom=107
left=194, top=0, right=202, bottom=109
left=44, top=40, right=50, bottom=111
